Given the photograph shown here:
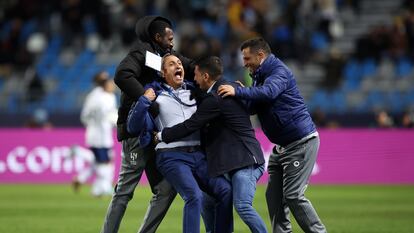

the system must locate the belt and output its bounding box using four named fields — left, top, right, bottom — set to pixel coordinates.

left=273, top=132, right=319, bottom=154
left=157, top=145, right=201, bottom=153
